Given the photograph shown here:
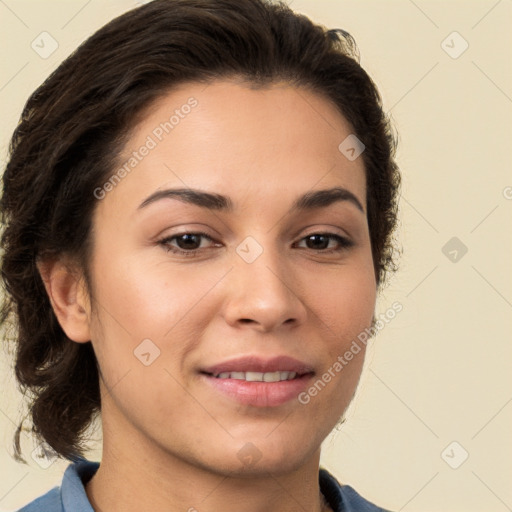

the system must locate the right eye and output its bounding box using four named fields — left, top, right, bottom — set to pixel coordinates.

left=158, top=232, right=220, bottom=257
